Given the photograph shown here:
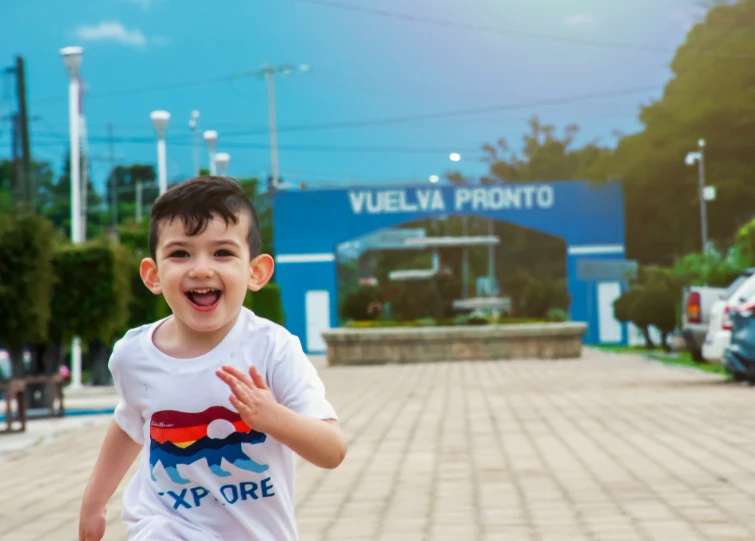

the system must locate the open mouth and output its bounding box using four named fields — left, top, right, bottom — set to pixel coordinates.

left=185, top=288, right=223, bottom=311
